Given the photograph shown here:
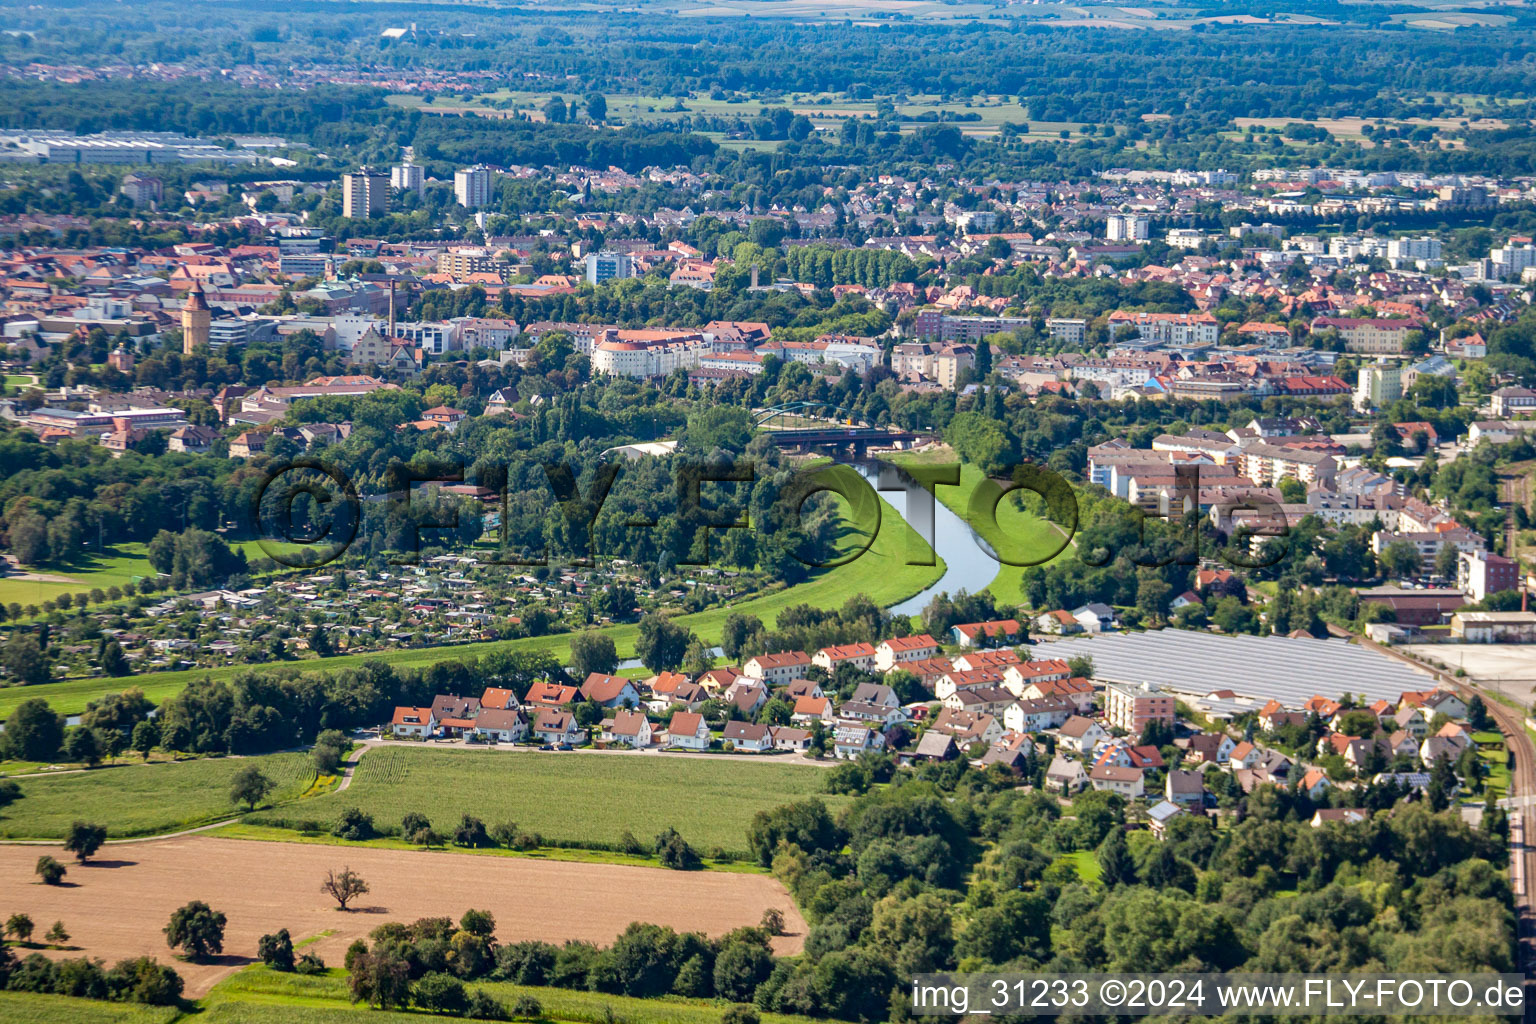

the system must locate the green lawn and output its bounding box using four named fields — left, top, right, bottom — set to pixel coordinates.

left=207, top=965, right=836, bottom=1024
left=0, top=992, right=177, bottom=1024
left=1060, top=849, right=1102, bottom=884
left=0, top=543, right=161, bottom=609
left=0, top=753, right=317, bottom=839
left=245, top=746, right=844, bottom=857
left=0, top=488, right=941, bottom=722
